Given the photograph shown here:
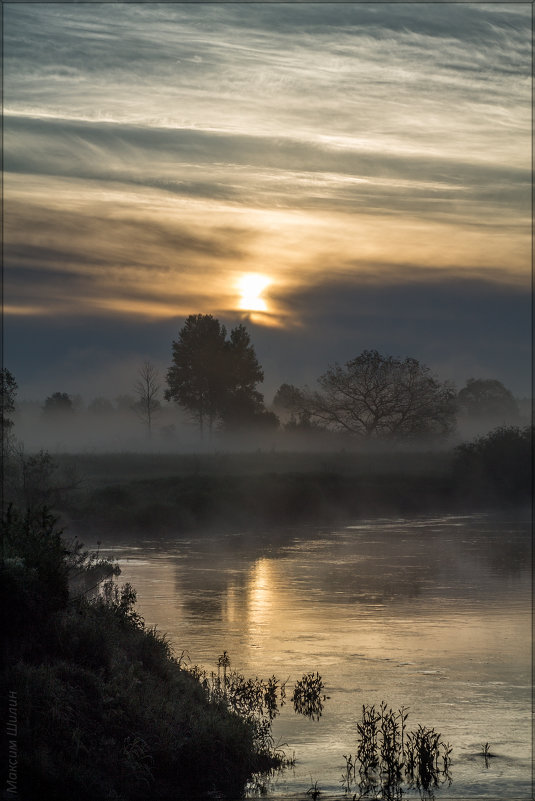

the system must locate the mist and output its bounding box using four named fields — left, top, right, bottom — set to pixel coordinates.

left=12, top=390, right=529, bottom=458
